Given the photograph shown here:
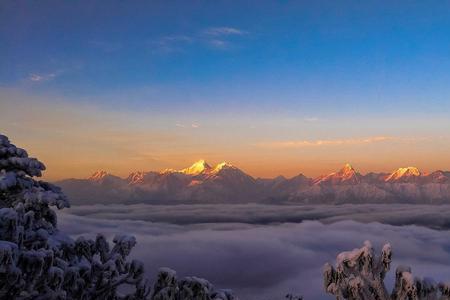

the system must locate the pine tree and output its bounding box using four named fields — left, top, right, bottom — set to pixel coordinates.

left=323, top=241, right=450, bottom=300
left=0, top=134, right=237, bottom=300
